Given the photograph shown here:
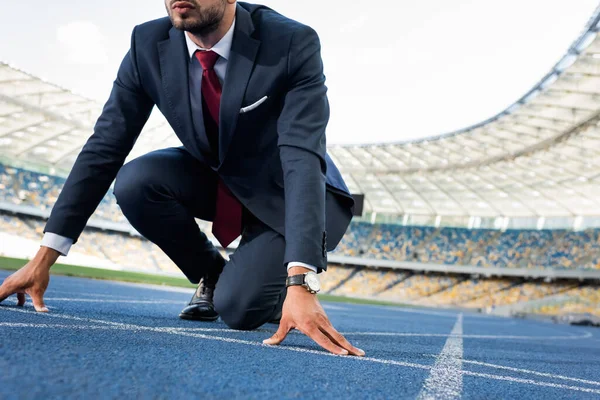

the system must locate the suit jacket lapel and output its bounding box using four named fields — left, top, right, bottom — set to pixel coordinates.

left=158, top=28, right=211, bottom=157
left=219, top=5, right=261, bottom=164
